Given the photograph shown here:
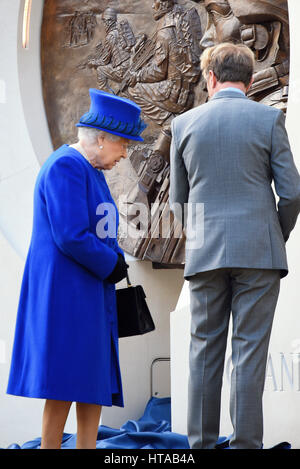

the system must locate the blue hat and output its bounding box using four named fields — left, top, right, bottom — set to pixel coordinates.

left=76, top=89, right=147, bottom=142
